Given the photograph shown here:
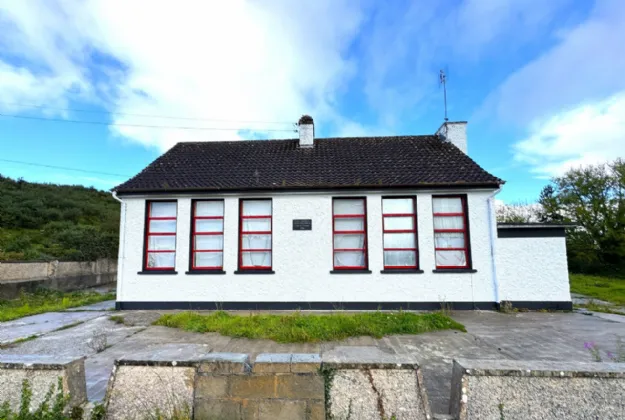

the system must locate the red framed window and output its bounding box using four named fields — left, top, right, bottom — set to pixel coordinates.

left=239, top=199, right=272, bottom=270
left=190, top=200, right=224, bottom=270
left=382, top=197, right=418, bottom=269
left=432, top=195, right=470, bottom=269
left=144, top=201, right=177, bottom=271
left=332, top=198, right=368, bottom=270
